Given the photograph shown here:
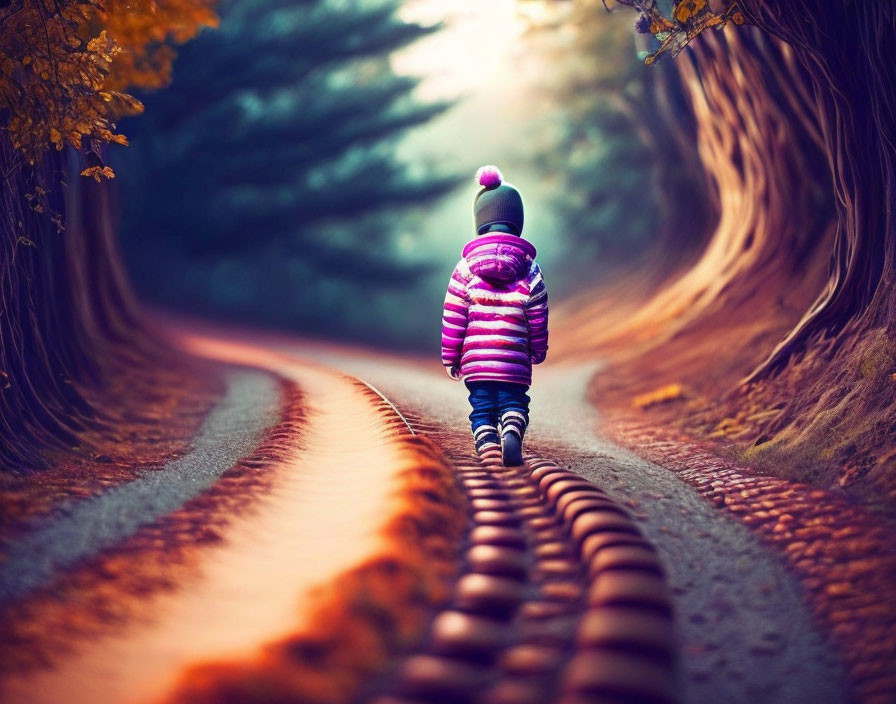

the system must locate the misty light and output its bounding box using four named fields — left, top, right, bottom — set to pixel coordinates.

left=392, top=0, right=542, bottom=101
